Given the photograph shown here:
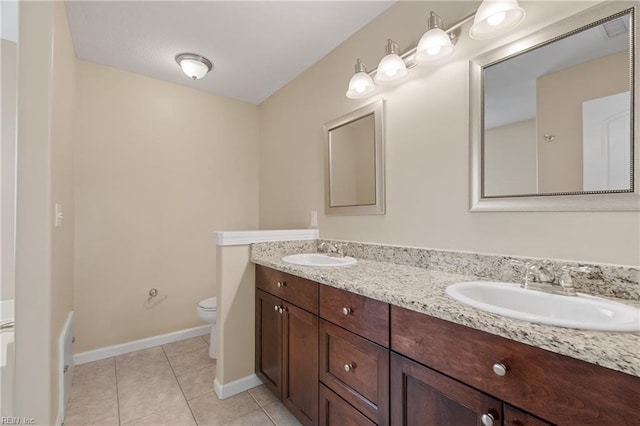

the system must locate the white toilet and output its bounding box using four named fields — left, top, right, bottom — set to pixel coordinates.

left=197, top=297, right=217, bottom=359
